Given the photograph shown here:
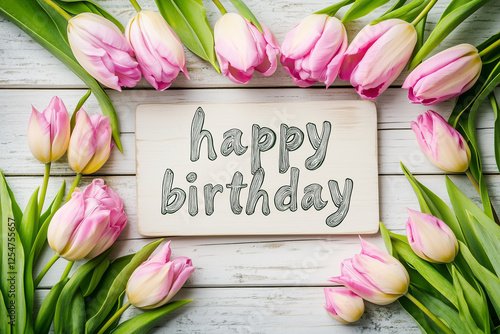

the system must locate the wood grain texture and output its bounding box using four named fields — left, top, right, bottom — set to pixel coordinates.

left=1, top=1, right=499, bottom=88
